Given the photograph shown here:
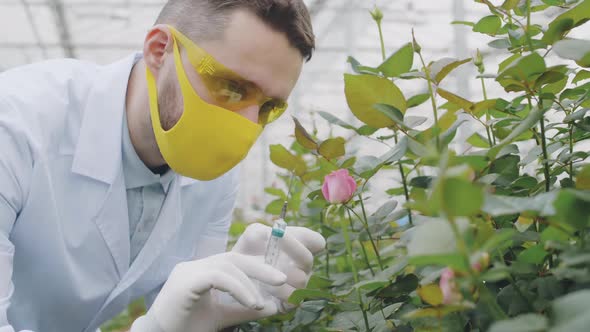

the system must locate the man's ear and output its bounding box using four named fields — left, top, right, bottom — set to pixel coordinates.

left=143, top=25, right=174, bottom=77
